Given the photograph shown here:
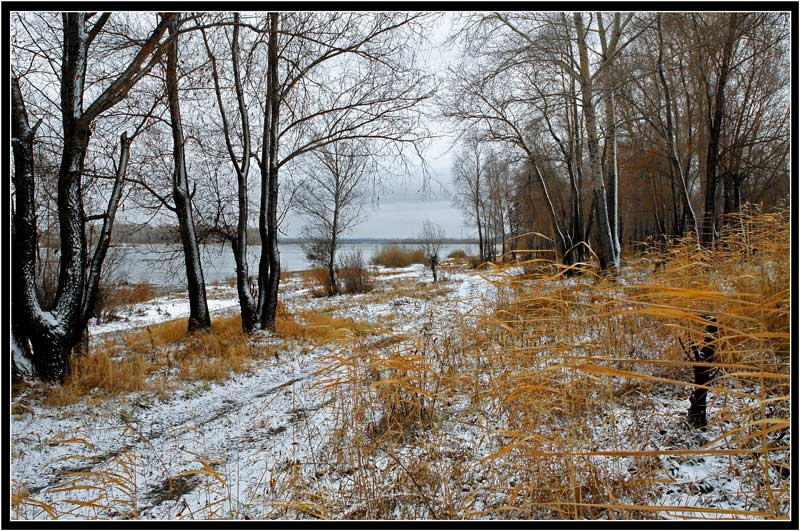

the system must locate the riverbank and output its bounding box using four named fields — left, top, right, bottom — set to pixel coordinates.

left=10, top=213, right=790, bottom=520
